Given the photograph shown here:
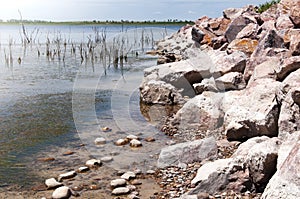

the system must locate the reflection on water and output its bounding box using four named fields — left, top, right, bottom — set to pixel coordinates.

left=0, top=24, right=181, bottom=190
